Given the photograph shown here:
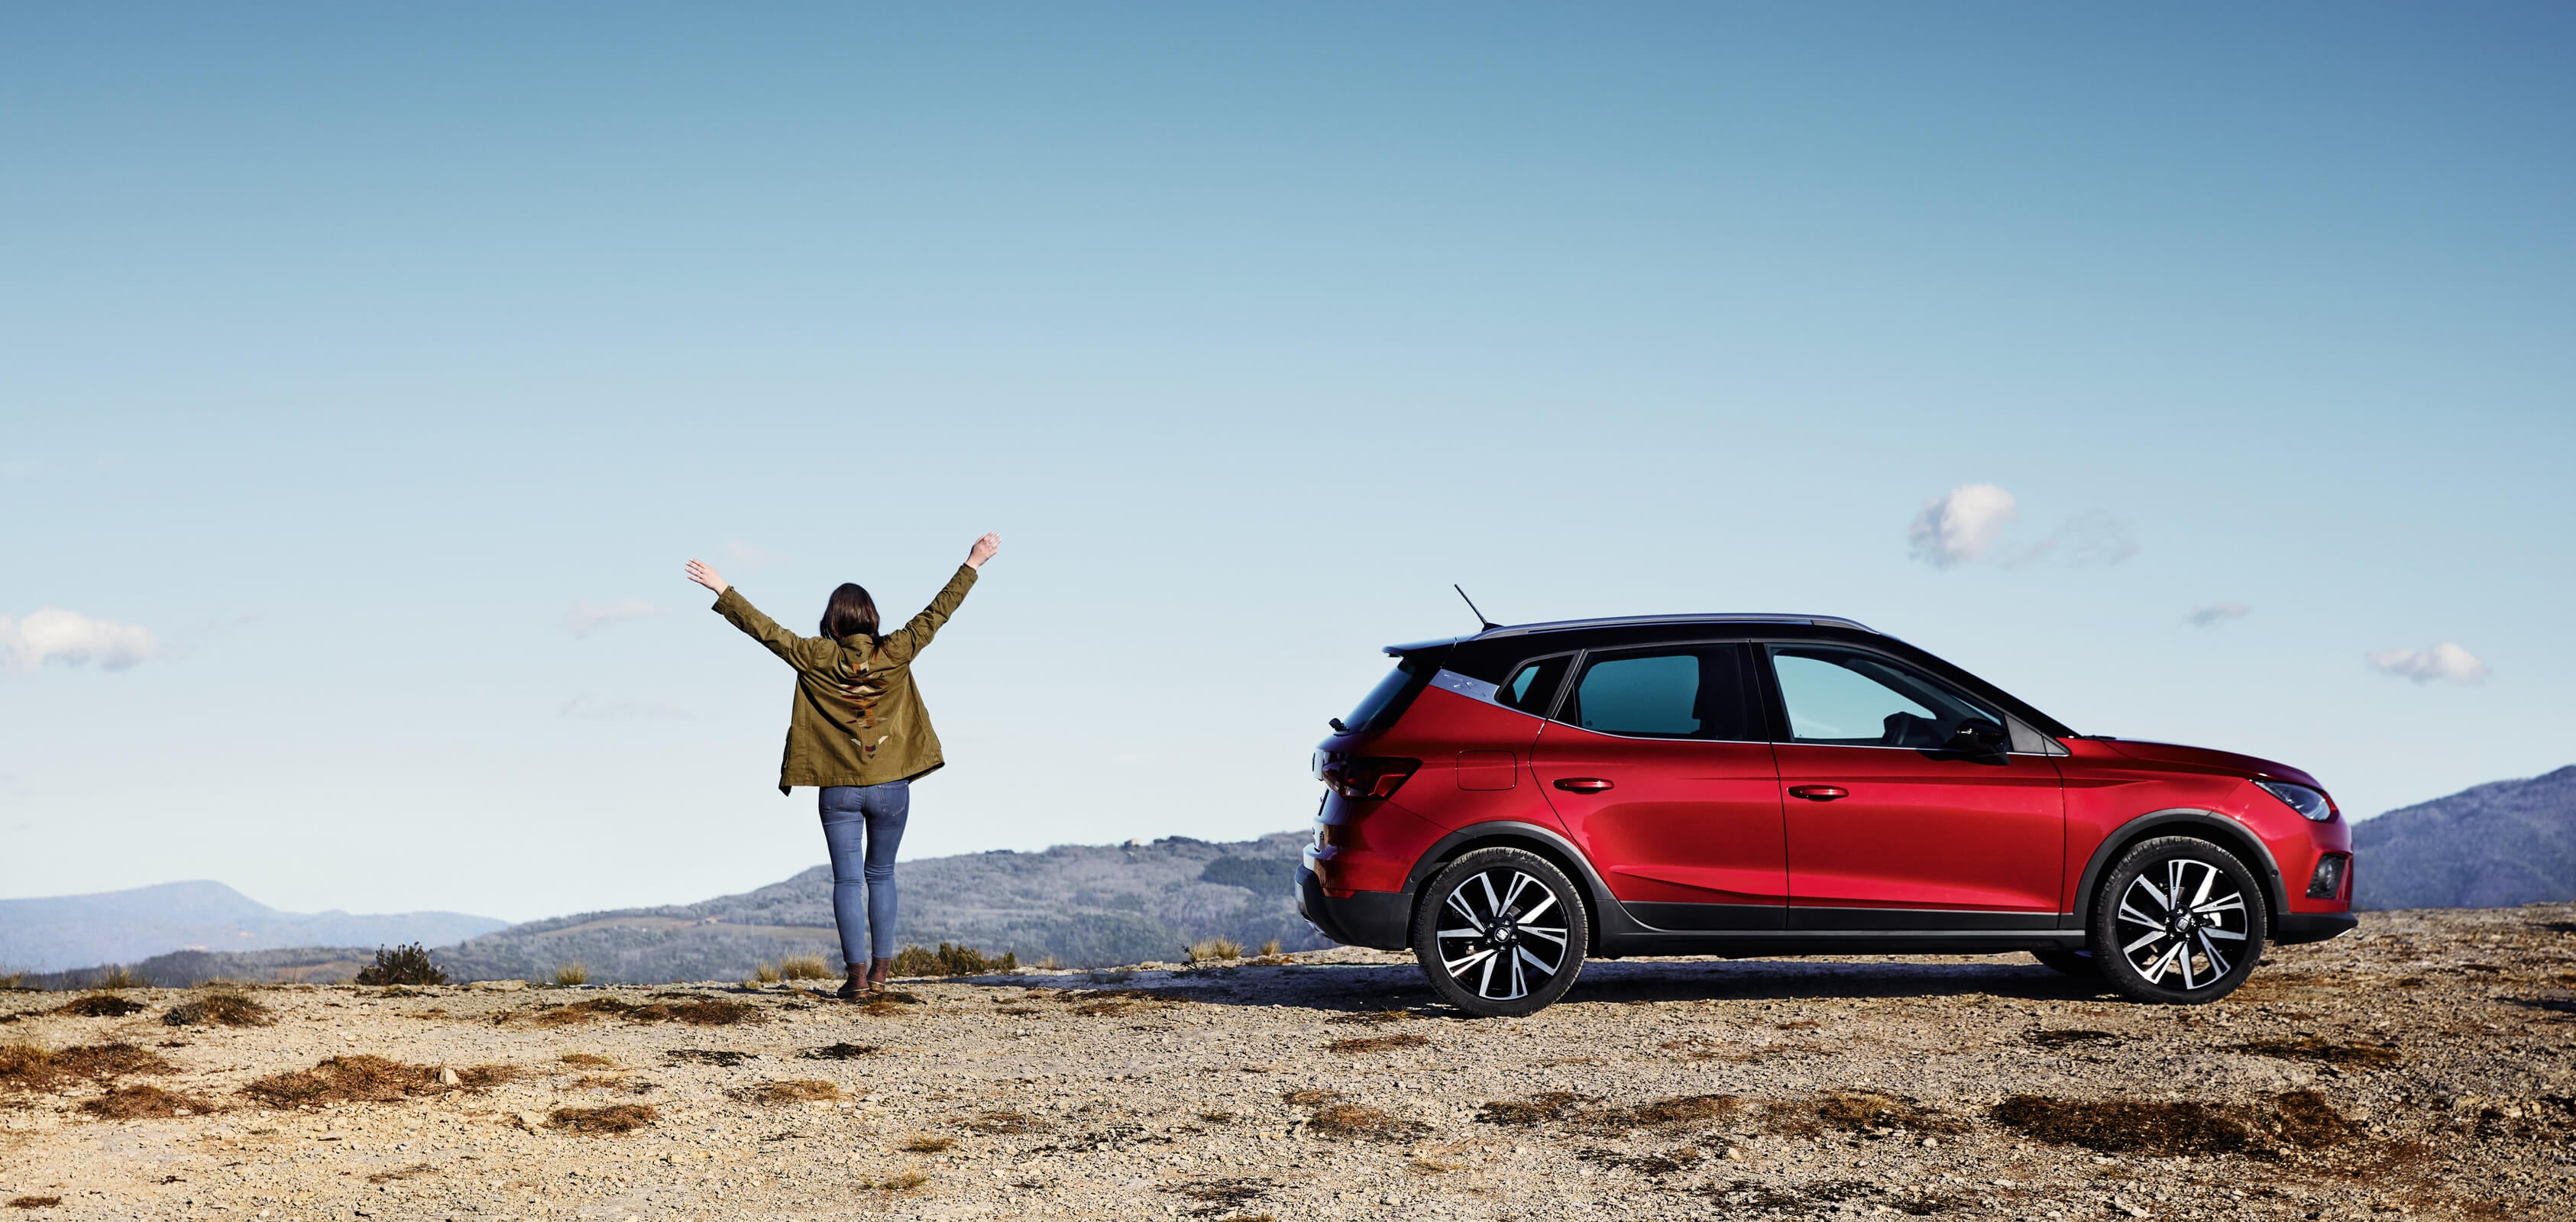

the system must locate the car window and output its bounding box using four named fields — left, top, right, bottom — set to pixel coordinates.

left=1558, top=646, right=1756, bottom=740
left=1497, top=655, right=1573, bottom=715
left=1768, top=645, right=2002, bottom=748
